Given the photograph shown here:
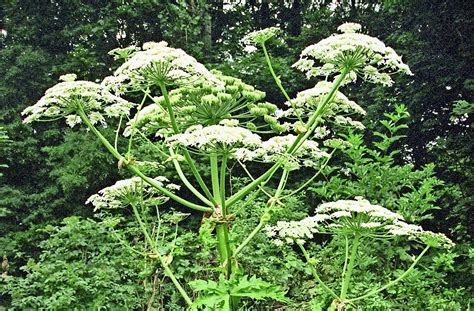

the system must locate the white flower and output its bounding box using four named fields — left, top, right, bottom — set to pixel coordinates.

left=293, top=24, right=413, bottom=85
left=219, top=119, right=239, bottom=127
left=123, top=104, right=169, bottom=137
left=166, top=125, right=262, bottom=152
left=337, top=22, right=362, bottom=34
left=288, top=81, right=366, bottom=116
left=22, top=81, right=135, bottom=127
left=85, top=176, right=178, bottom=210
left=334, top=115, right=365, bottom=130
left=267, top=197, right=454, bottom=248
left=242, top=27, right=280, bottom=45
left=59, top=73, right=77, bottom=82
left=65, top=115, right=82, bottom=127
left=265, top=214, right=329, bottom=245
left=235, top=134, right=330, bottom=170
left=103, top=41, right=223, bottom=92
left=331, top=211, right=351, bottom=218
left=243, top=45, right=258, bottom=54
